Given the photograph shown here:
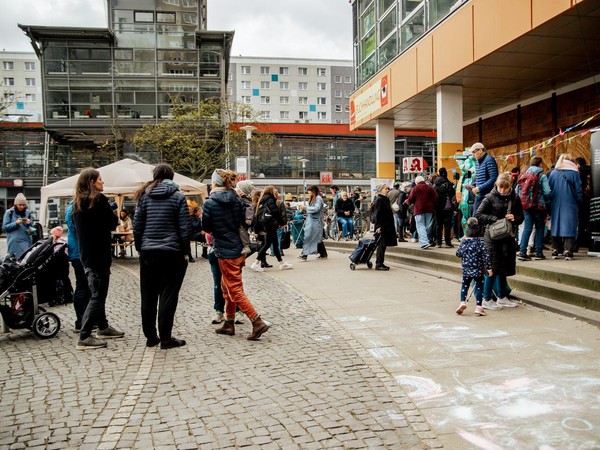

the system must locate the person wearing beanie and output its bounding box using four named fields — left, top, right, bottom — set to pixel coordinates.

left=202, top=169, right=271, bottom=341
left=455, top=217, right=492, bottom=316
left=433, top=167, right=456, bottom=248
left=2, top=193, right=34, bottom=259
